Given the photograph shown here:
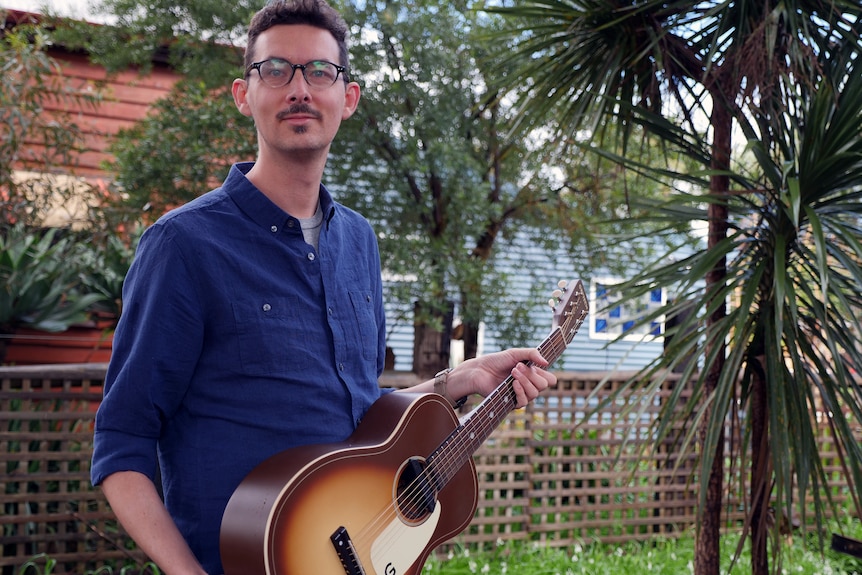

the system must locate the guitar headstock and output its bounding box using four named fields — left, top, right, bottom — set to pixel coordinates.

left=548, top=279, right=589, bottom=346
